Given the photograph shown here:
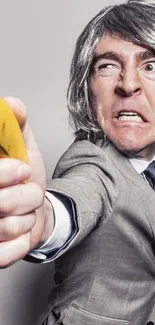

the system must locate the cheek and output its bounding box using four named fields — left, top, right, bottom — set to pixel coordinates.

left=146, top=91, right=155, bottom=115
left=89, top=78, right=115, bottom=123
left=142, top=80, right=155, bottom=112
